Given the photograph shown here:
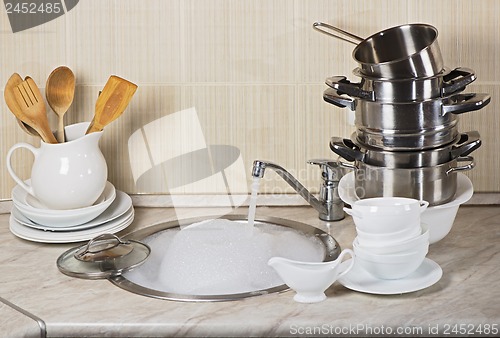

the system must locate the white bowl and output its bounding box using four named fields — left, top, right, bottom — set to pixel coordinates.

left=354, top=245, right=428, bottom=280
left=351, top=197, right=428, bottom=214
left=345, top=197, right=427, bottom=234
left=356, top=225, right=421, bottom=247
left=339, top=172, right=473, bottom=244
left=12, top=181, right=116, bottom=227
left=353, top=224, right=430, bottom=255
